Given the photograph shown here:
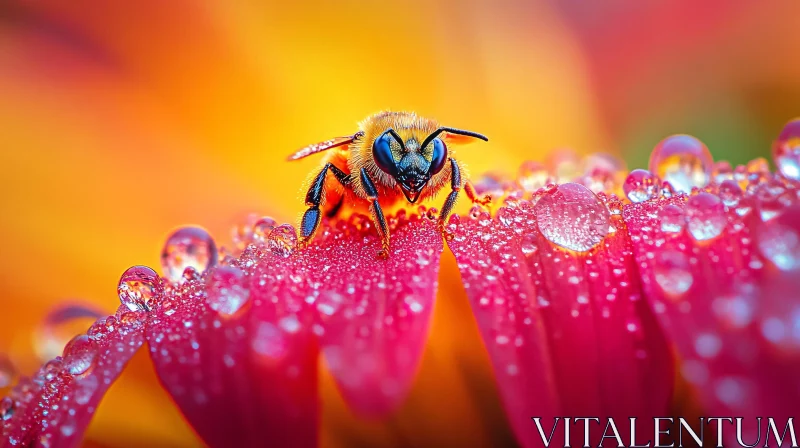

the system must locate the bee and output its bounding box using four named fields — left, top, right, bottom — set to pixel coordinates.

left=288, top=111, right=490, bottom=258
